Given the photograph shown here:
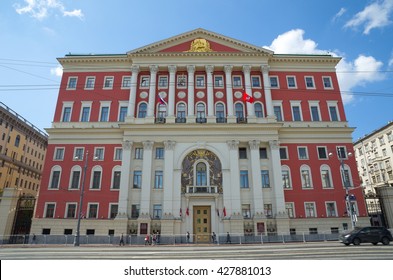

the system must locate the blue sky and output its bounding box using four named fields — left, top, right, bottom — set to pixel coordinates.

left=1, top=0, right=392, bottom=141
